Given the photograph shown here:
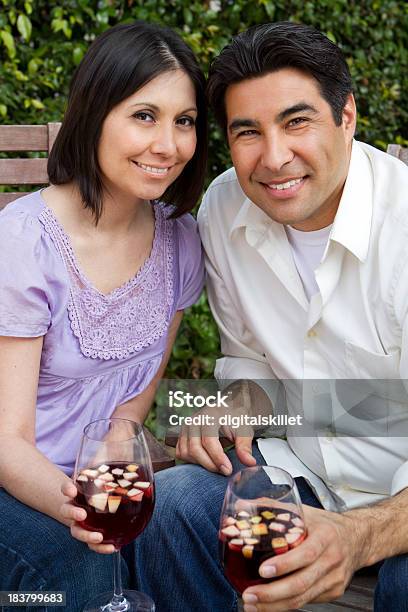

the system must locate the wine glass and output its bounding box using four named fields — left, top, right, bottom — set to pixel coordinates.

left=219, top=466, right=306, bottom=594
left=73, top=418, right=155, bottom=611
